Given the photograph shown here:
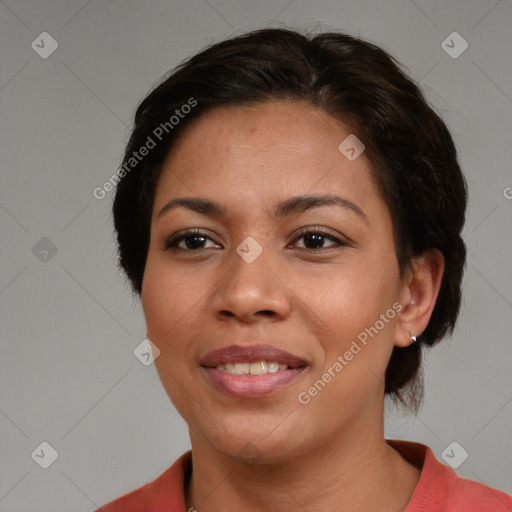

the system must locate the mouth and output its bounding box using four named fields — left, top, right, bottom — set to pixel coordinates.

left=200, top=344, right=308, bottom=399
